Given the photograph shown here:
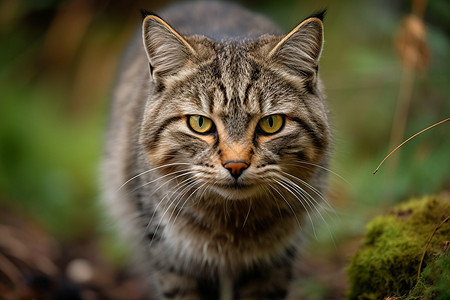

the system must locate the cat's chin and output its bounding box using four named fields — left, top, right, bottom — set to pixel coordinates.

left=212, top=183, right=263, bottom=200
